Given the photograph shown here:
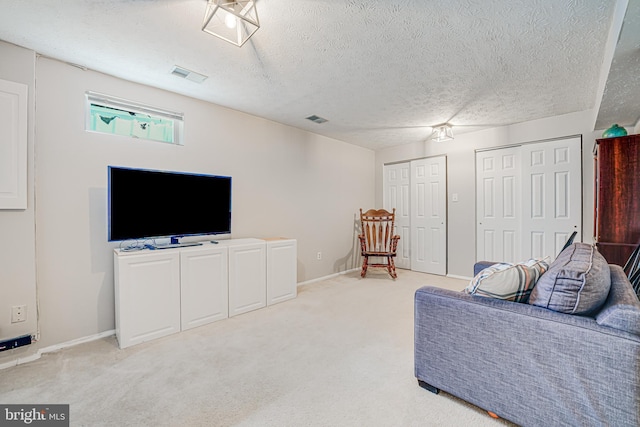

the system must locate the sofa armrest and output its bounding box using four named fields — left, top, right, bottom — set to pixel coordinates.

left=596, top=265, right=640, bottom=334
left=415, top=286, right=640, bottom=426
left=473, top=261, right=496, bottom=276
